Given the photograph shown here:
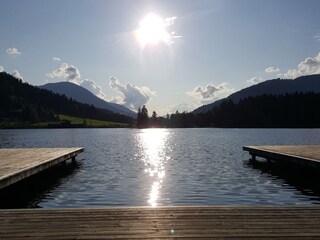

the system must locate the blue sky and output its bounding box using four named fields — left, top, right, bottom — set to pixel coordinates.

left=1, top=0, right=320, bottom=115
